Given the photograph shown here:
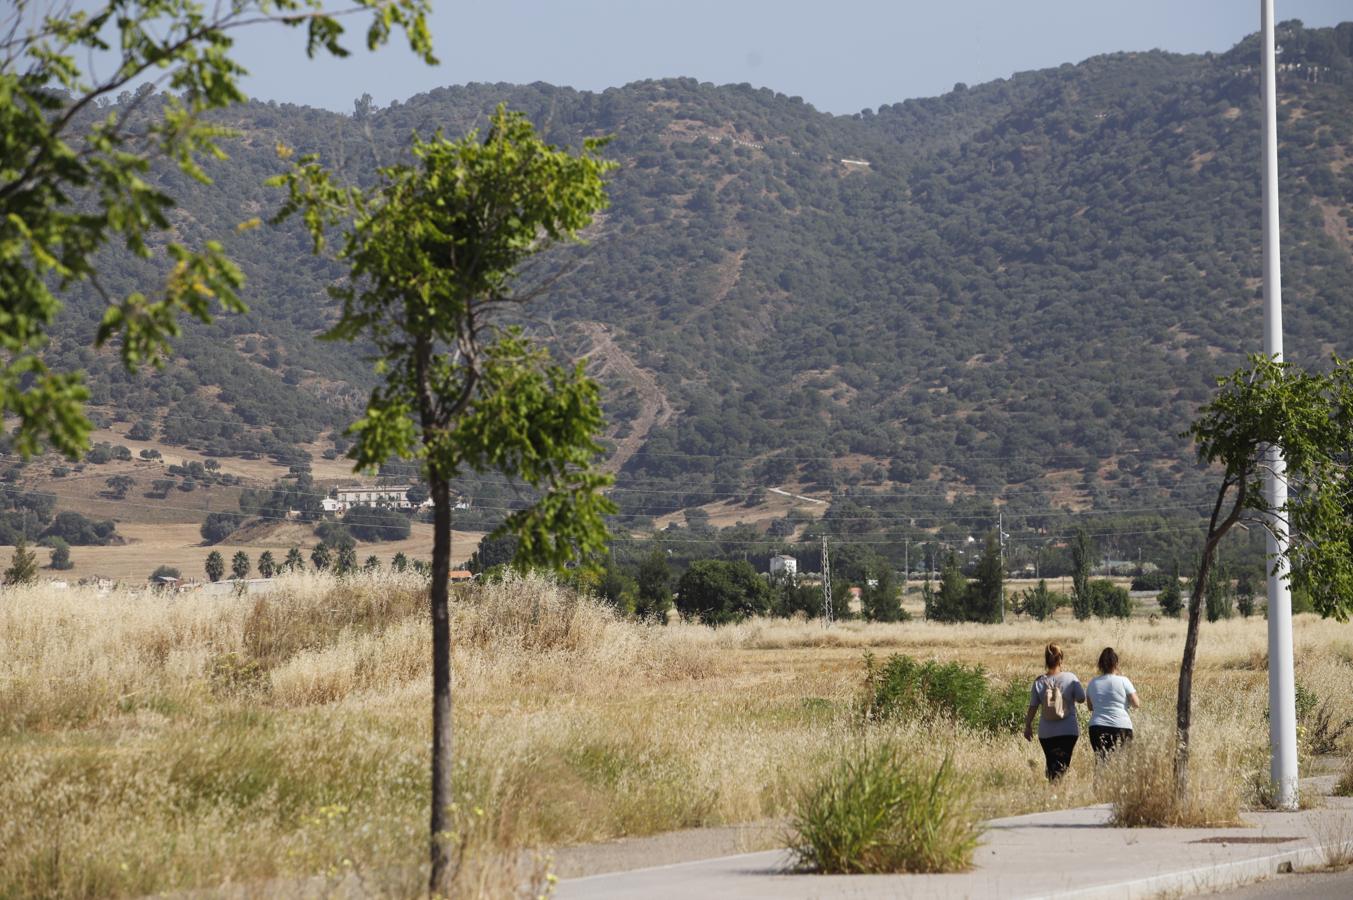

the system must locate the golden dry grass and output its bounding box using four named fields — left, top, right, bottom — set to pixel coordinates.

left=0, top=575, right=1350, bottom=898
